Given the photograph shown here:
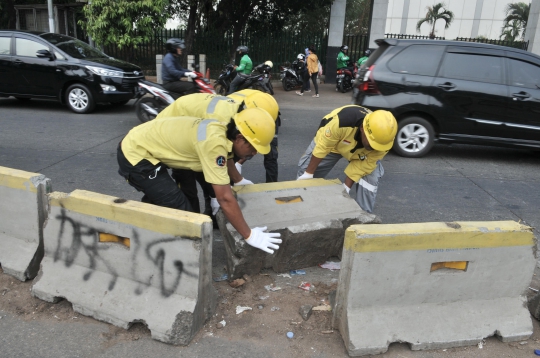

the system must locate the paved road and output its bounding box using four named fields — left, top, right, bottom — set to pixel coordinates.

left=1, top=83, right=540, bottom=357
